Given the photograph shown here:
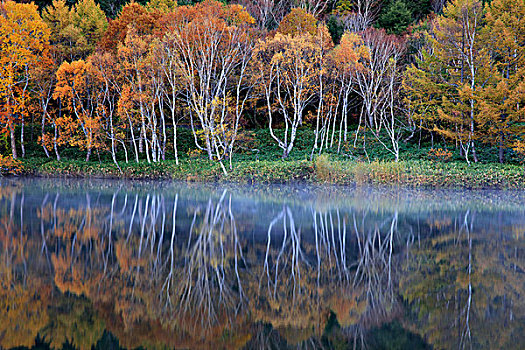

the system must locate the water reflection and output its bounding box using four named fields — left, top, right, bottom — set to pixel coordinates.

left=0, top=179, right=524, bottom=349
